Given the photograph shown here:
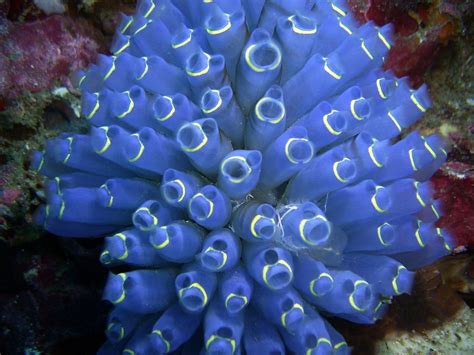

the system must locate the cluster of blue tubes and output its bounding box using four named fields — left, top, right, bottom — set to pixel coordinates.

left=31, top=0, right=453, bottom=354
